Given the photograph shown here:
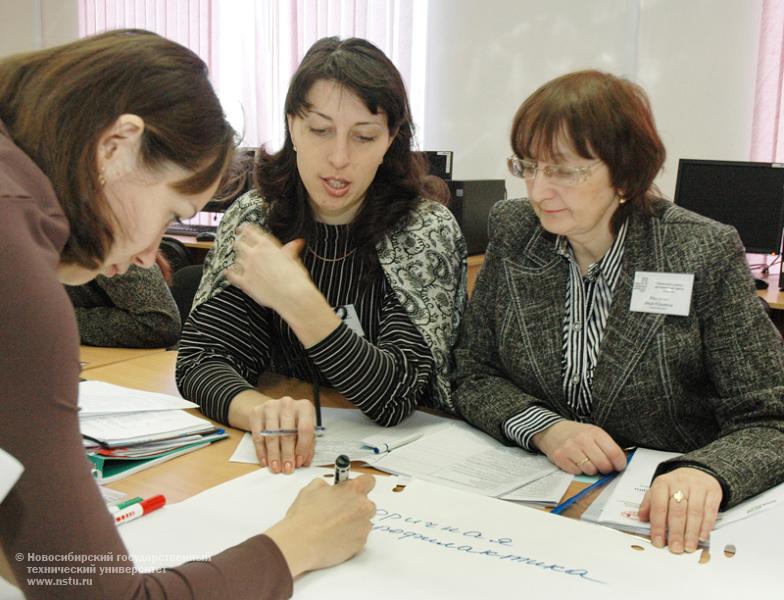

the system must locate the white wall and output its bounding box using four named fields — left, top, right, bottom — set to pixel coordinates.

left=0, top=0, right=78, bottom=55
left=424, top=0, right=763, bottom=199
left=637, top=0, right=761, bottom=196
